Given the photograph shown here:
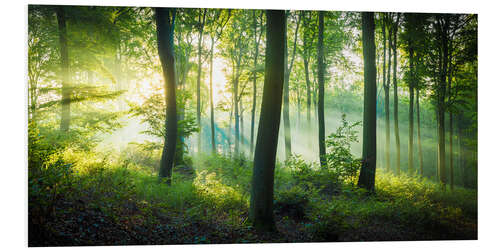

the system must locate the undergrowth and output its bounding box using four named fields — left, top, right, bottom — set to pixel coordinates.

left=28, top=124, right=477, bottom=245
